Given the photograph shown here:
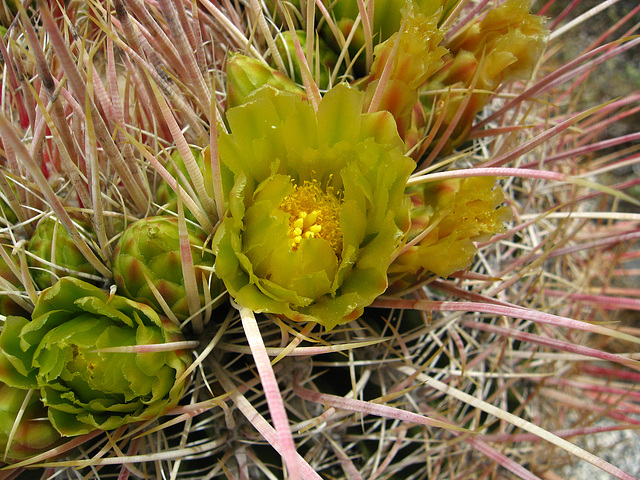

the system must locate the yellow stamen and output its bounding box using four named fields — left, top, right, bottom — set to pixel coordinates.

left=279, top=179, right=342, bottom=253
